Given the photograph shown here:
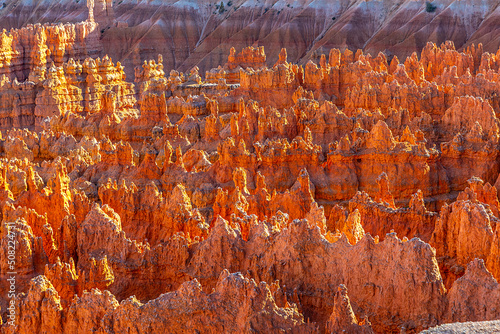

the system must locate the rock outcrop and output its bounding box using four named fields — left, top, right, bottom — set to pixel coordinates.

left=1, top=5, right=500, bottom=333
